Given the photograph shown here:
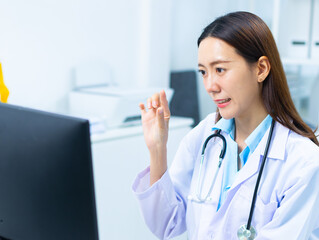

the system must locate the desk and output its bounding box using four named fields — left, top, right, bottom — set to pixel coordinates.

left=91, top=117, right=193, bottom=240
